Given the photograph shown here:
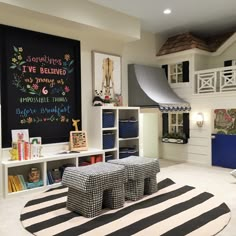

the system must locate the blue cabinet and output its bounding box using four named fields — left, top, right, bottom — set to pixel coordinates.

left=212, top=134, right=236, bottom=168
